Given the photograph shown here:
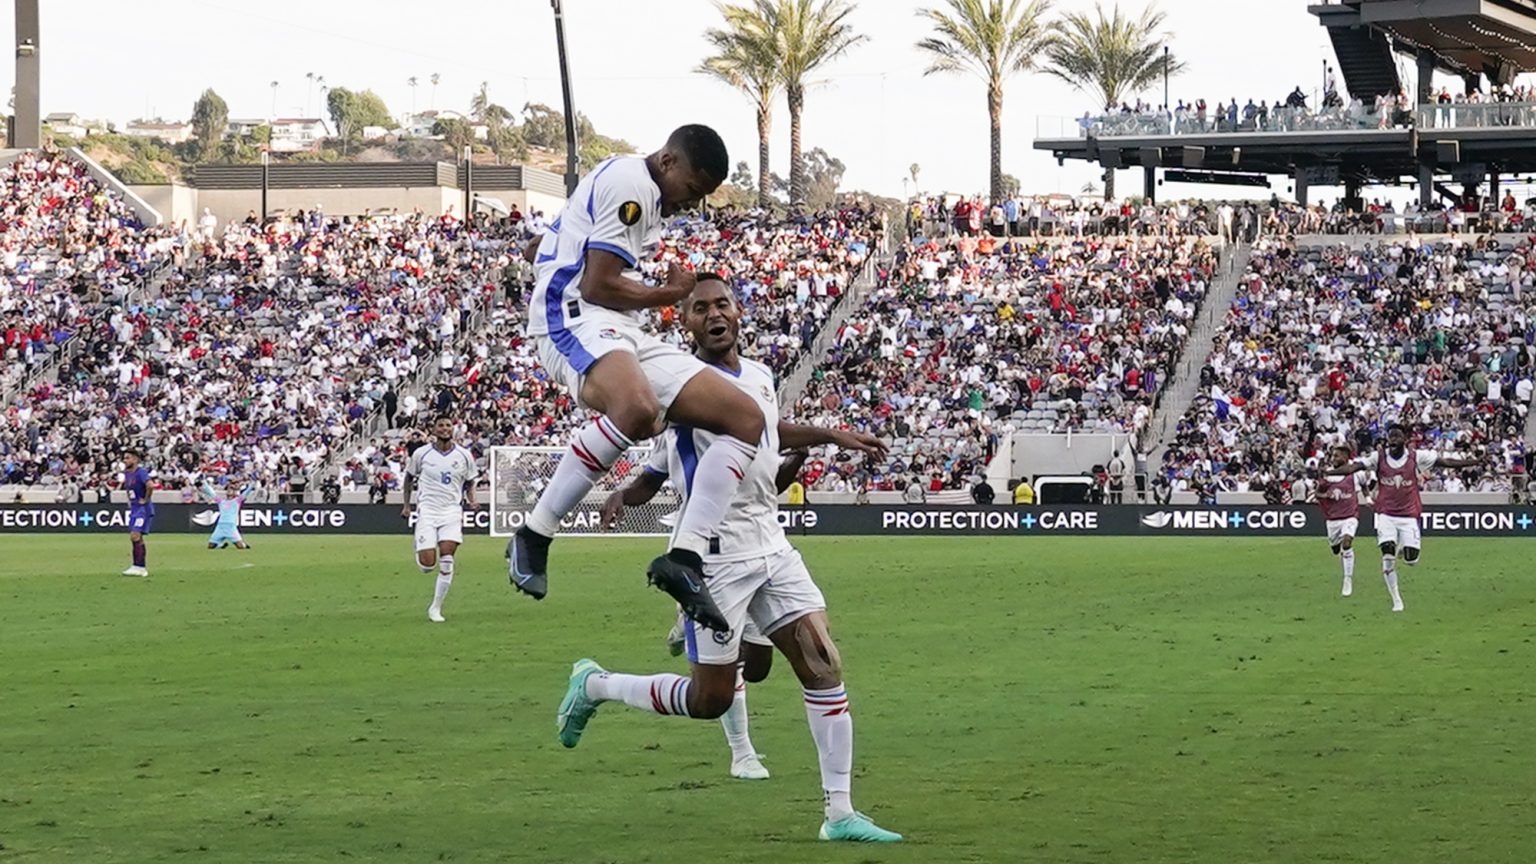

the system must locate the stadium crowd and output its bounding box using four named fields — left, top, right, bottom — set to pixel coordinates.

left=788, top=230, right=1220, bottom=493
left=2, top=198, right=518, bottom=496
left=1162, top=235, right=1536, bottom=500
